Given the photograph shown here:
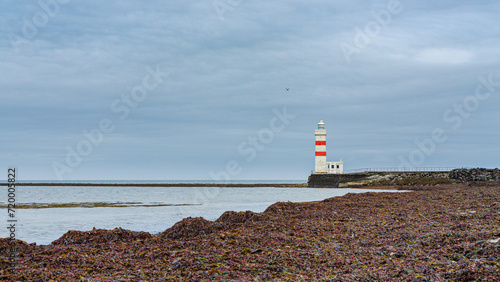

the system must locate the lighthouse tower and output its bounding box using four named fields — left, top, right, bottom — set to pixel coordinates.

left=315, top=120, right=327, bottom=173
left=314, top=120, right=344, bottom=174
